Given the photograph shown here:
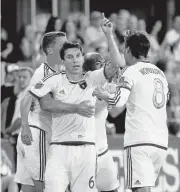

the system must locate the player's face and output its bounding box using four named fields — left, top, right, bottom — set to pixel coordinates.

left=94, top=58, right=106, bottom=70
left=63, top=48, right=84, bottom=75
